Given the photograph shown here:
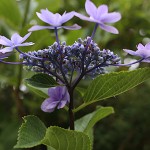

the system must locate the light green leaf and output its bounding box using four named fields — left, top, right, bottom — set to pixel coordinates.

left=27, top=84, right=48, bottom=98
left=14, top=115, right=46, bottom=148
left=25, top=73, right=58, bottom=88
left=75, top=107, right=114, bottom=133
left=0, top=0, right=21, bottom=29
left=42, top=126, right=91, bottom=150
left=76, top=87, right=86, bottom=97
left=84, top=68, right=150, bottom=103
